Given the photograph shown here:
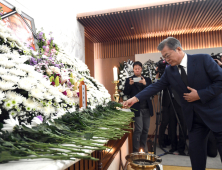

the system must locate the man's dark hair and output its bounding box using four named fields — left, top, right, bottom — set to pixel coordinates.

left=133, top=61, right=142, bottom=68
left=157, top=37, right=183, bottom=51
